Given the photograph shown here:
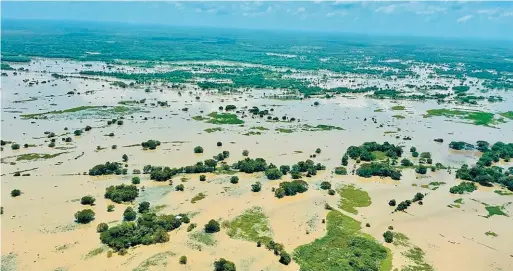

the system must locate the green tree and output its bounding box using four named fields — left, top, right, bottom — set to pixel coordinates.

left=194, top=146, right=204, bottom=153
left=80, top=195, right=96, bottom=205
left=75, top=209, right=95, bottom=224
left=176, top=184, right=185, bottom=191
left=179, top=256, right=187, bottom=265
left=279, top=251, right=291, bottom=265
left=383, top=231, right=394, bottom=243
left=123, top=207, right=137, bottom=221
left=11, top=189, right=21, bottom=197
left=412, top=192, right=424, bottom=202
left=122, top=154, right=128, bottom=162
left=265, top=168, right=283, bottom=180
left=11, top=143, right=20, bottom=150
left=200, top=175, right=206, bottom=181
left=214, top=258, right=236, bottom=271
left=320, top=181, right=331, bottom=190
left=205, top=219, right=220, bottom=233
left=138, top=201, right=150, bottom=213
left=230, top=176, right=239, bottom=184
left=132, top=176, right=141, bottom=184
left=251, top=182, right=262, bottom=192
left=97, top=223, right=109, bottom=233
